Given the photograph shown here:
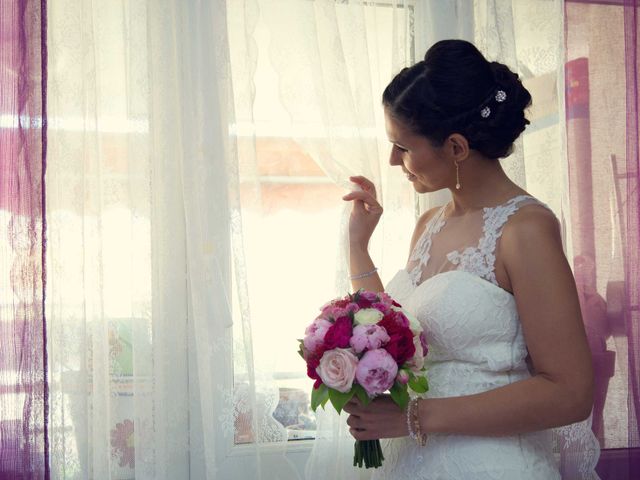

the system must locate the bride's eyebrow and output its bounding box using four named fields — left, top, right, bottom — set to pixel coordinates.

left=388, top=138, right=408, bottom=149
